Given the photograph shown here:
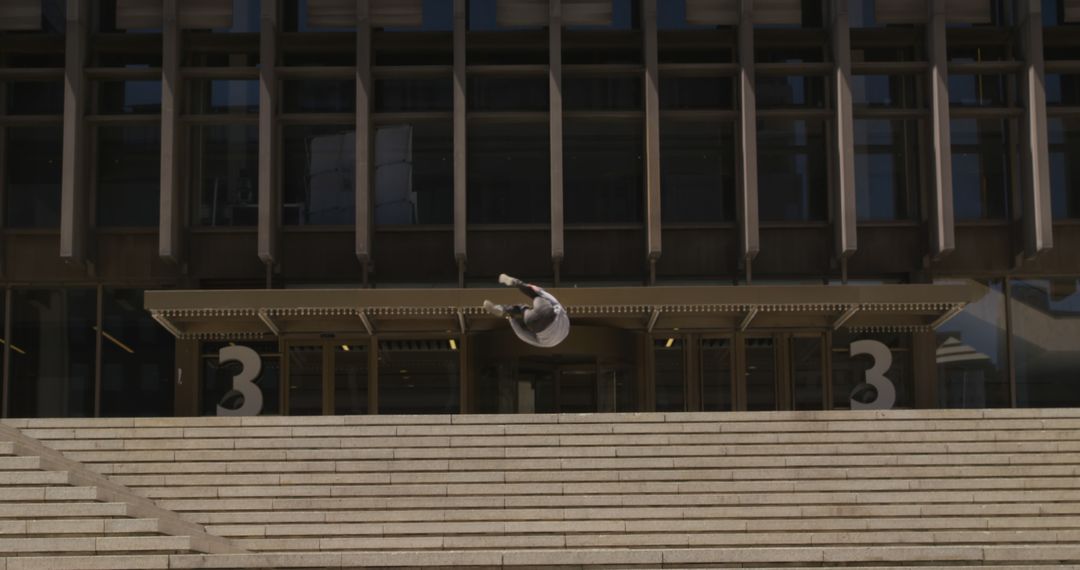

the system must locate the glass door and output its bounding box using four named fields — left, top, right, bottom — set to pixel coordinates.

left=737, top=332, right=827, bottom=411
